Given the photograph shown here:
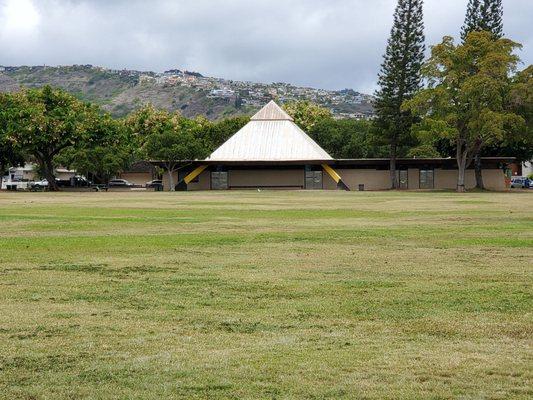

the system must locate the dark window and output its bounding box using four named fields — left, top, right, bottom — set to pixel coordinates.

left=419, top=169, right=434, bottom=189
left=305, top=170, right=322, bottom=189
left=398, top=170, right=408, bottom=189
left=211, top=171, right=228, bottom=190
